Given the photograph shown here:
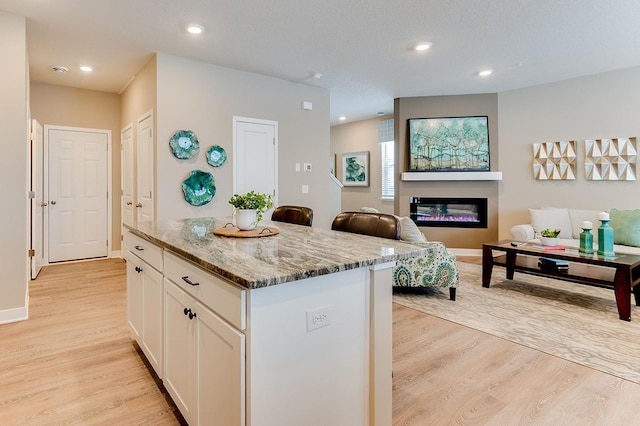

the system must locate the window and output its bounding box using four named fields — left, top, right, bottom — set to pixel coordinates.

left=378, top=119, right=394, bottom=200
